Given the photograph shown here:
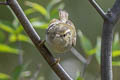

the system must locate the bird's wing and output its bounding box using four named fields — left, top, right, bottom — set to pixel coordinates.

left=46, top=19, right=60, bottom=34
left=66, top=20, right=76, bottom=46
